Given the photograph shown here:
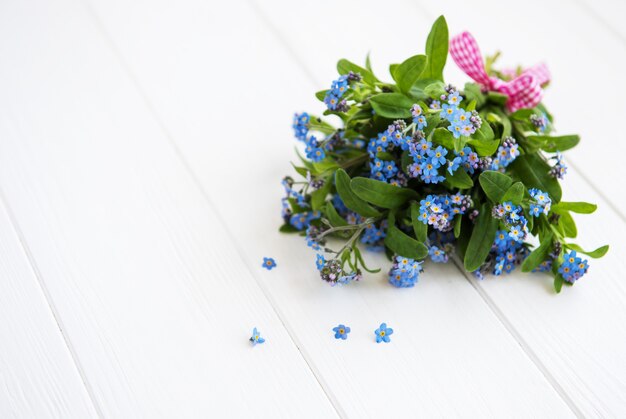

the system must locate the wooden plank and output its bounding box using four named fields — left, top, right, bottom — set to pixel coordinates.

left=0, top=200, right=98, bottom=418
left=0, top=0, right=339, bottom=417
left=237, top=0, right=626, bottom=416
left=87, top=0, right=579, bottom=416
left=575, top=0, right=626, bottom=42
left=473, top=169, right=626, bottom=418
